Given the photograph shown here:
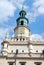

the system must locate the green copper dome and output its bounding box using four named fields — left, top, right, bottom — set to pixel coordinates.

left=19, top=10, right=26, bottom=17
left=16, top=9, right=29, bottom=27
